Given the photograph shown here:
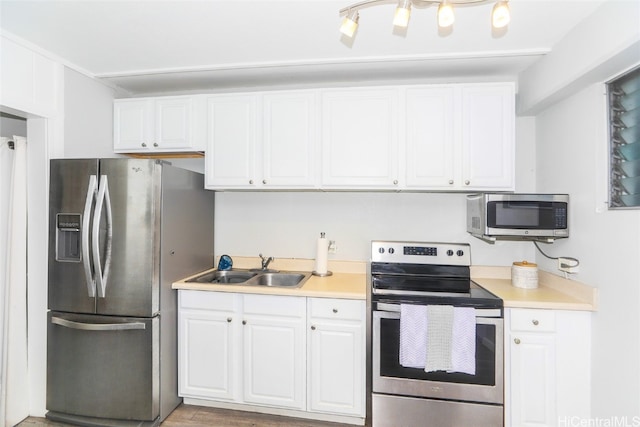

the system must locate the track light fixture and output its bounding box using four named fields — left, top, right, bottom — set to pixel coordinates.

left=340, top=8, right=360, bottom=37
left=393, top=0, right=412, bottom=28
left=339, top=0, right=510, bottom=37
